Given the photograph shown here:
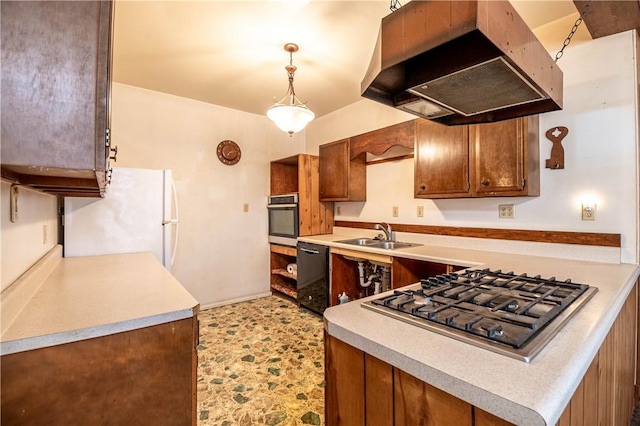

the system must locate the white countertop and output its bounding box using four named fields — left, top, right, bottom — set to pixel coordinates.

left=1, top=250, right=199, bottom=356
left=299, top=233, right=639, bottom=426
